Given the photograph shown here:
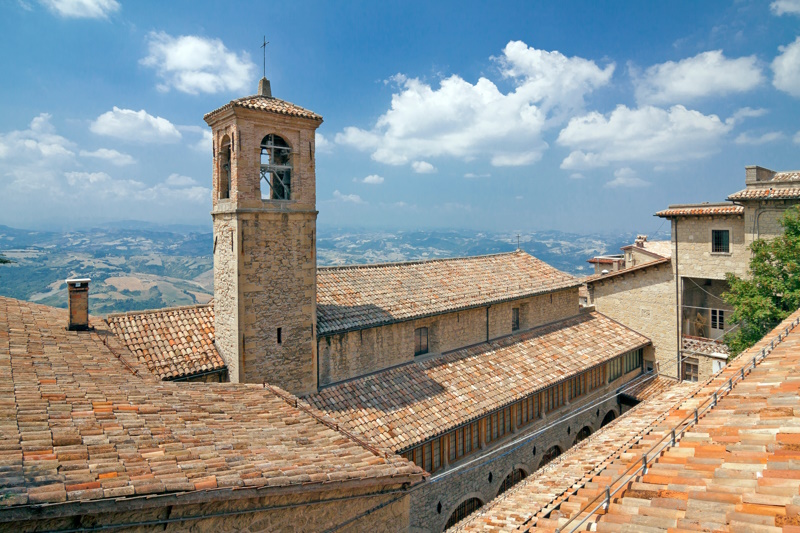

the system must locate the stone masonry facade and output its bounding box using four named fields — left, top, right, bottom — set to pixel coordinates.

left=673, top=214, right=748, bottom=280
left=318, top=288, right=578, bottom=386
